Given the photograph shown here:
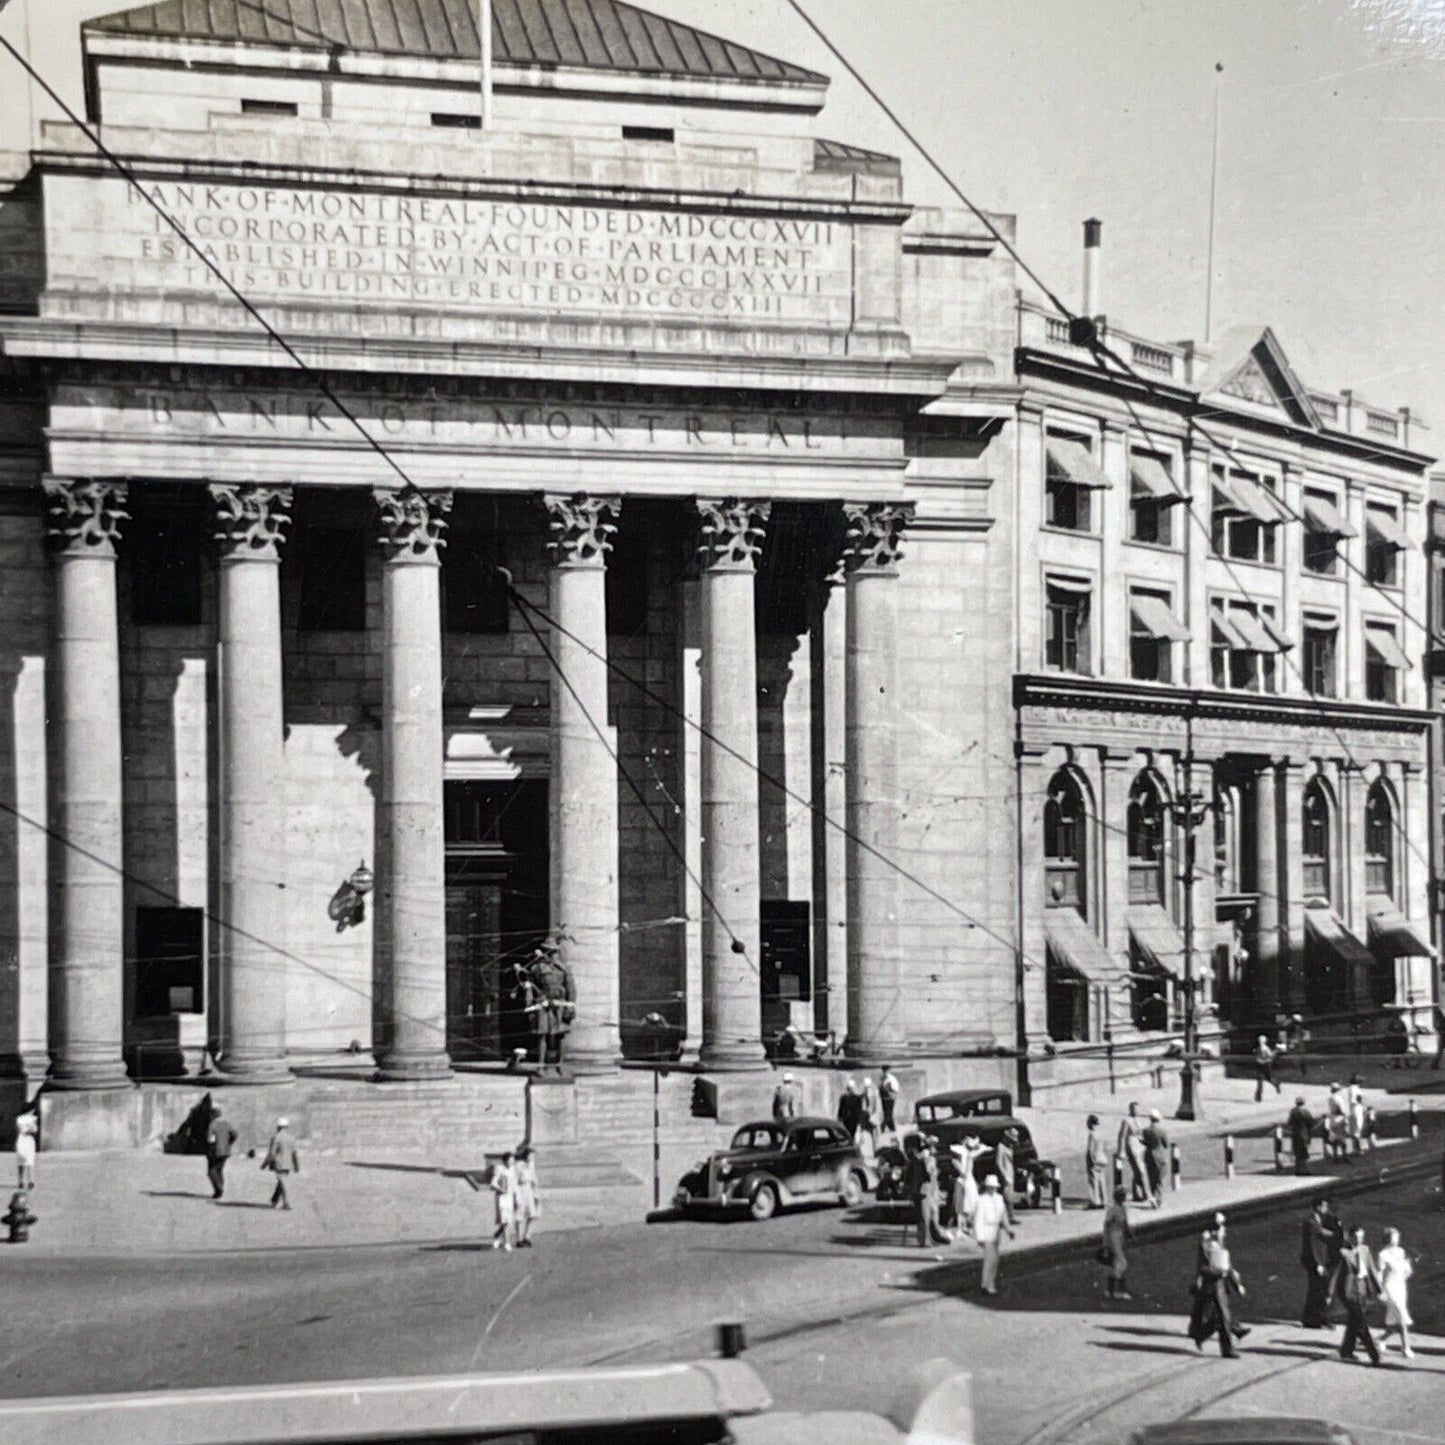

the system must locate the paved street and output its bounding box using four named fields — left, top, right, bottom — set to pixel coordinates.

left=2, top=1144, right=1441, bottom=1442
